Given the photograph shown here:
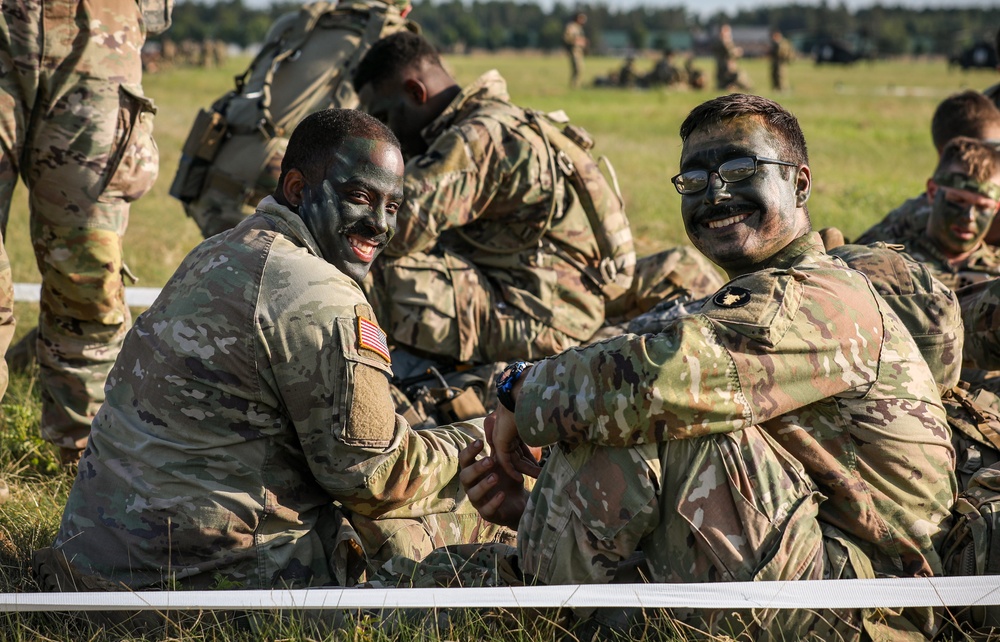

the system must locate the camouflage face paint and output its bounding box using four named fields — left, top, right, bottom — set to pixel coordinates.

left=679, top=116, right=809, bottom=277
left=298, top=138, right=404, bottom=282
left=926, top=187, right=998, bottom=258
